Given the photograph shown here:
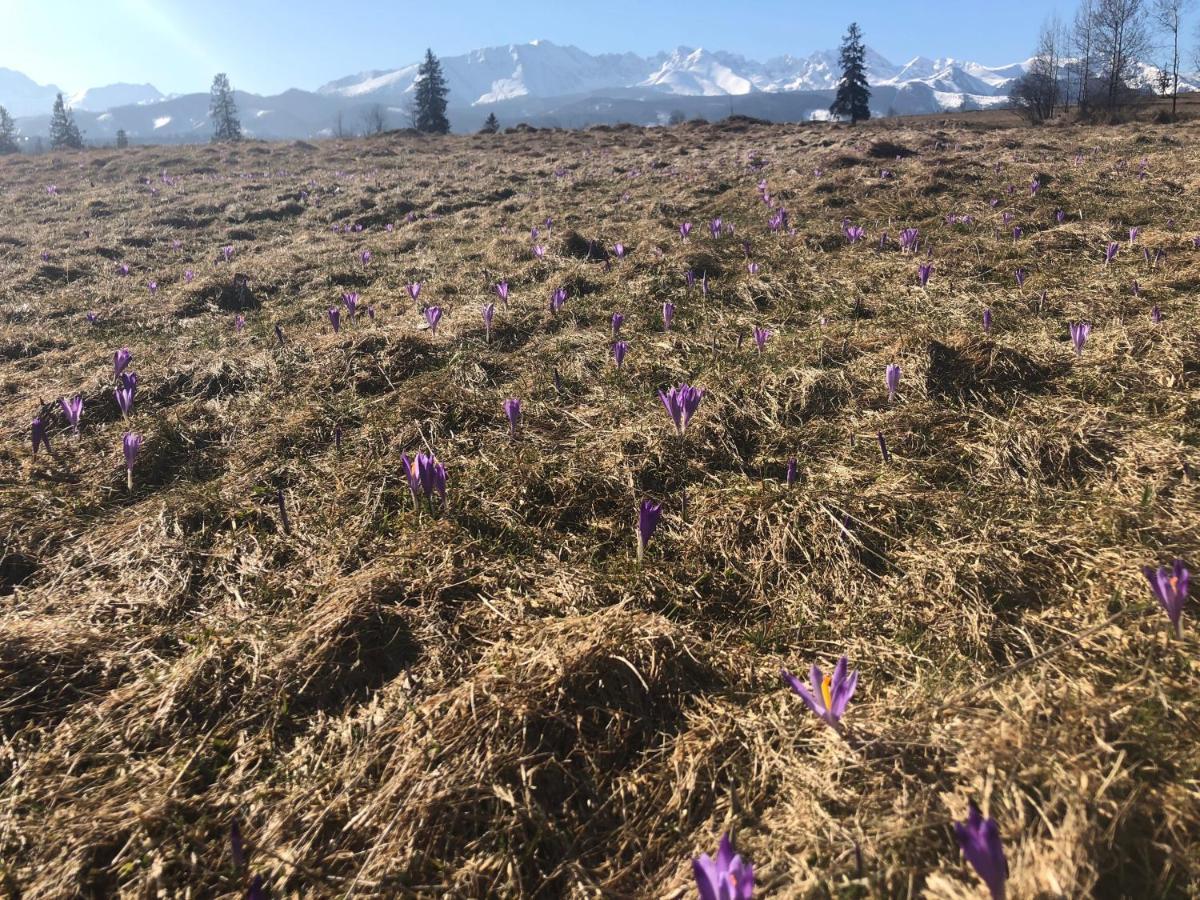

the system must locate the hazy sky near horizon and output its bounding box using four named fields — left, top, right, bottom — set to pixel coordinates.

left=4, top=0, right=1074, bottom=95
